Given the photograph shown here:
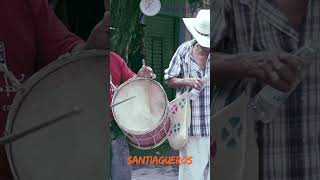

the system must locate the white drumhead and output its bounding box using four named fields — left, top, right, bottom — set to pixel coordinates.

left=5, top=50, right=108, bottom=180
left=112, top=78, right=167, bottom=133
